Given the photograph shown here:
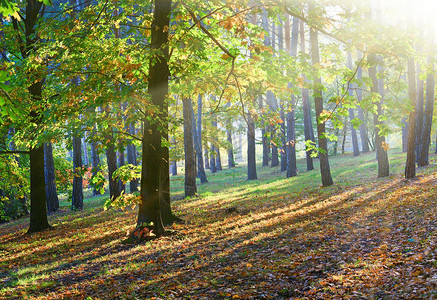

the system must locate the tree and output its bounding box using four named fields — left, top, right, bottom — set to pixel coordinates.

left=347, top=52, right=360, bottom=157
left=44, top=143, right=59, bottom=213
left=136, top=0, right=172, bottom=235
left=405, top=45, right=417, bottom=179
left=194, top=94, right=208, bottom=182
left=183, top=97, right=197, bottom=197
left=417, top=18, right=434, bottom=167
left=299, top=20, right=315, bottom=171
left=310, top=26, right=333, bottom=187
left=284, top=15, right=299, bottom=178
